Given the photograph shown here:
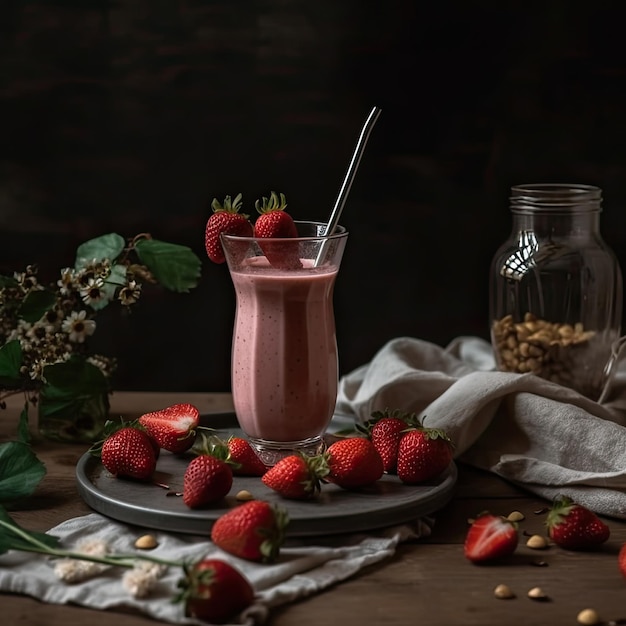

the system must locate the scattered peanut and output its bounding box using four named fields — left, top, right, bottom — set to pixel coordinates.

left=494, top=584, right=515, bottom=599
left=507, top=511, right=525, bottom=522
left=526, top=534, right=548, bottom=549
left=527, top=586, right=548, bottom=601
left=134, top=534, right=158, bottom=550
left=236, top=489, right=254, bottom=501
left=577, top=608, right=601, bottom=625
